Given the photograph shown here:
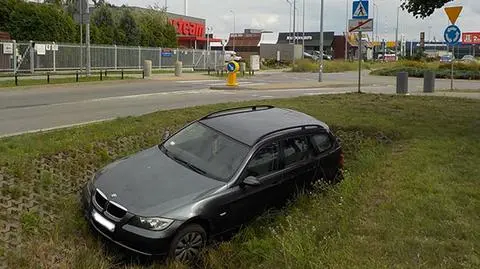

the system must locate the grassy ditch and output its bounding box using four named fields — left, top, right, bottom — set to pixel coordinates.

left=1, top=94, right=479, bottom=268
